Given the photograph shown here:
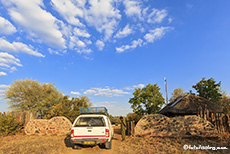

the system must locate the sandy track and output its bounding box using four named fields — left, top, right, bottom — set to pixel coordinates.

left=64, top=133, right=122, bottom=154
